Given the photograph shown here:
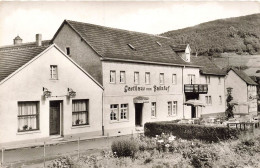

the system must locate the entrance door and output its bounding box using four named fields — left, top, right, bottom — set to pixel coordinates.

left=191, top=106, right=196, bottom=118
left=49, top=101, right=61, bottom=135
left=135, top=103, right=143, bottom=126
